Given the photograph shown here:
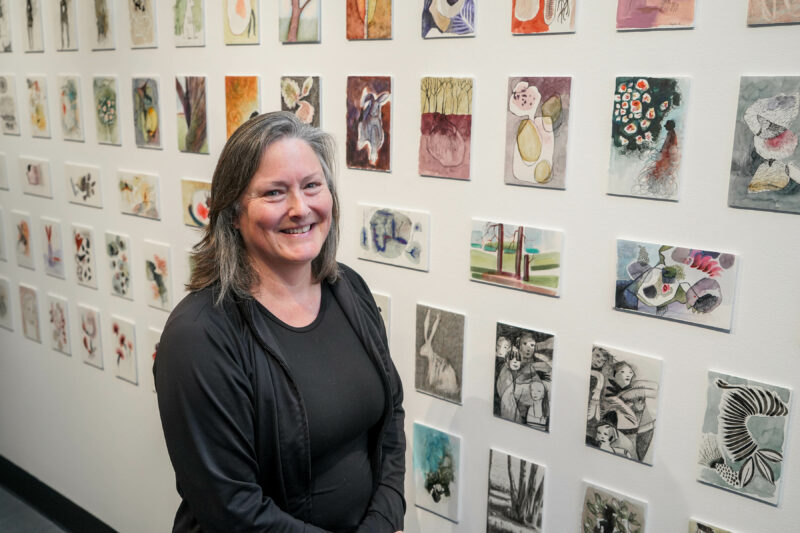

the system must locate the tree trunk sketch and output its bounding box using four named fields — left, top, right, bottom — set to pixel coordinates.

left=506, top=456, right=542, bottom=526
left=176, top=77, right=206, bottom=152
left=287, top=0, right=311, bottom=42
